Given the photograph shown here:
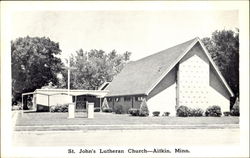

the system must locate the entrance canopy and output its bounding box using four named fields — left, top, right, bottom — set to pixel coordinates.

left=23, top=89, right=109, bottom=98
left=21, top=89, right=109, bottom=112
